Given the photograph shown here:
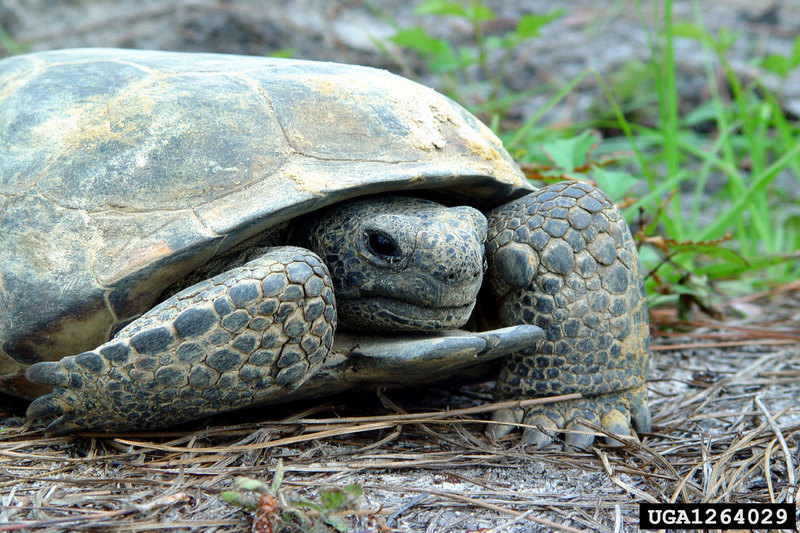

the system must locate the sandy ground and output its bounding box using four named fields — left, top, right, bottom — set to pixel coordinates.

left=0, top=286, right=798, bottom=531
